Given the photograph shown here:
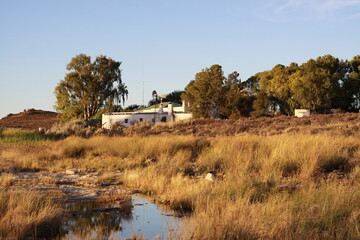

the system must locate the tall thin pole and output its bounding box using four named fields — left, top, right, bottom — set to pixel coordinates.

left=142, top=66, right=145, bottom=106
